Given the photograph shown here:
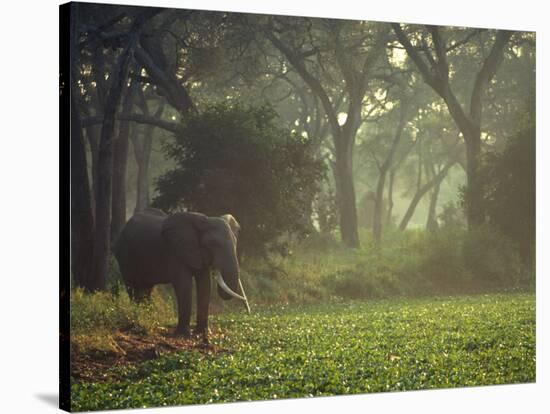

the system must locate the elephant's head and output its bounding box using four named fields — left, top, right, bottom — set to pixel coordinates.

left=161, top=212, right=248, bottom=305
